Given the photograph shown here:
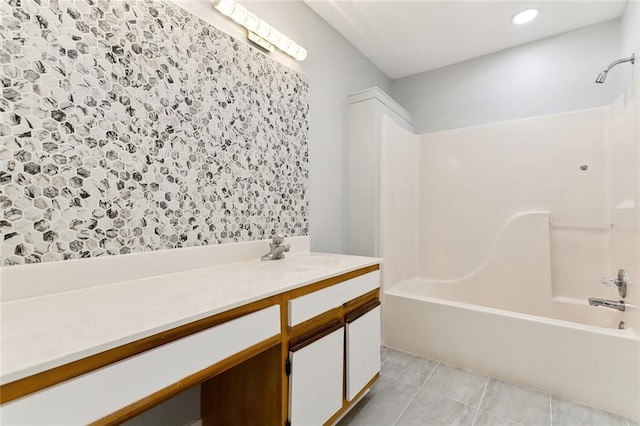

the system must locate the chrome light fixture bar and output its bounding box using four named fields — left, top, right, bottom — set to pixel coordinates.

left=213, top=0, right=307, bottom=61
